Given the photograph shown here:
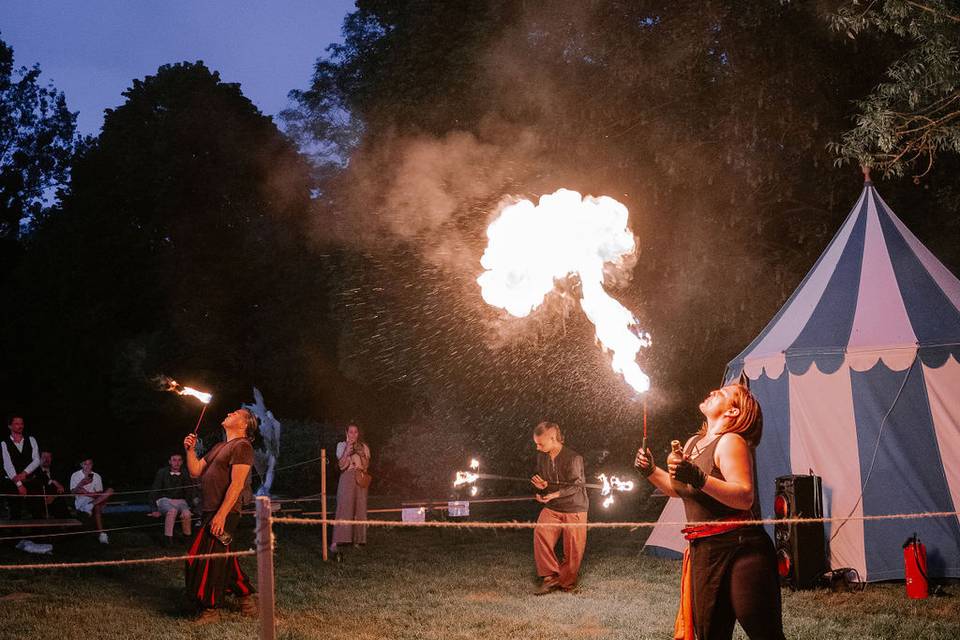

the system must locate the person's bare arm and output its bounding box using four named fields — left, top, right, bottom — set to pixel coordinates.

left=338, top=443, right=353, bottom=471
left=209, top=464, right=251, bottom=537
